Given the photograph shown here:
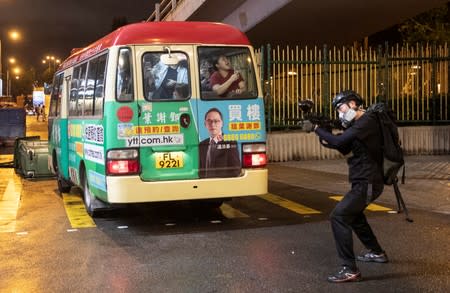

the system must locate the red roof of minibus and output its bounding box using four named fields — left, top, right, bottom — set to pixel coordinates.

left=60, top=22, right=251, bottom=70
